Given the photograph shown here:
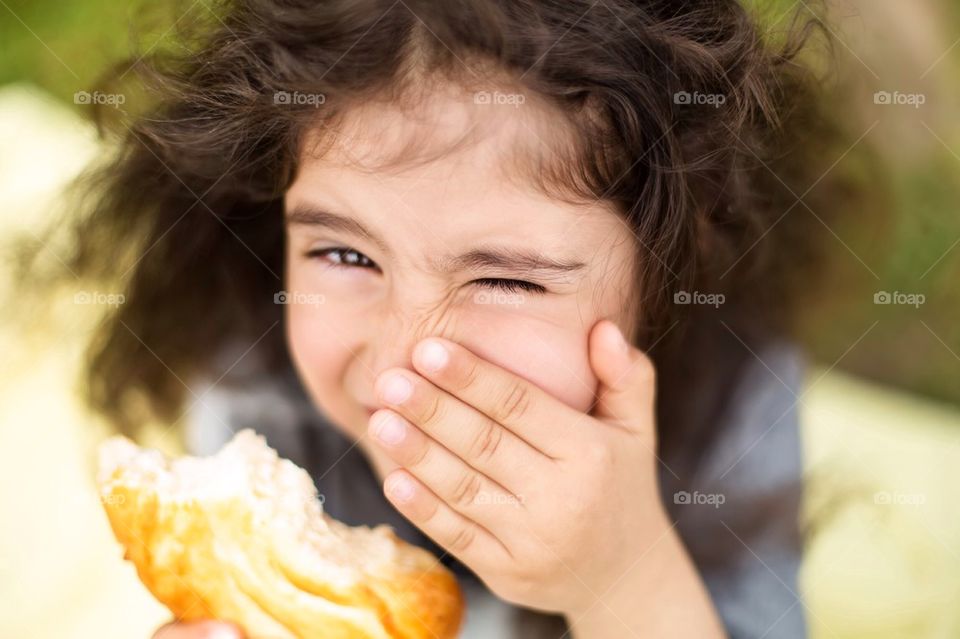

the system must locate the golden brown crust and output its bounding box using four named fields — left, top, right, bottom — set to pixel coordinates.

left=97, top=430, right=463, bottom=639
